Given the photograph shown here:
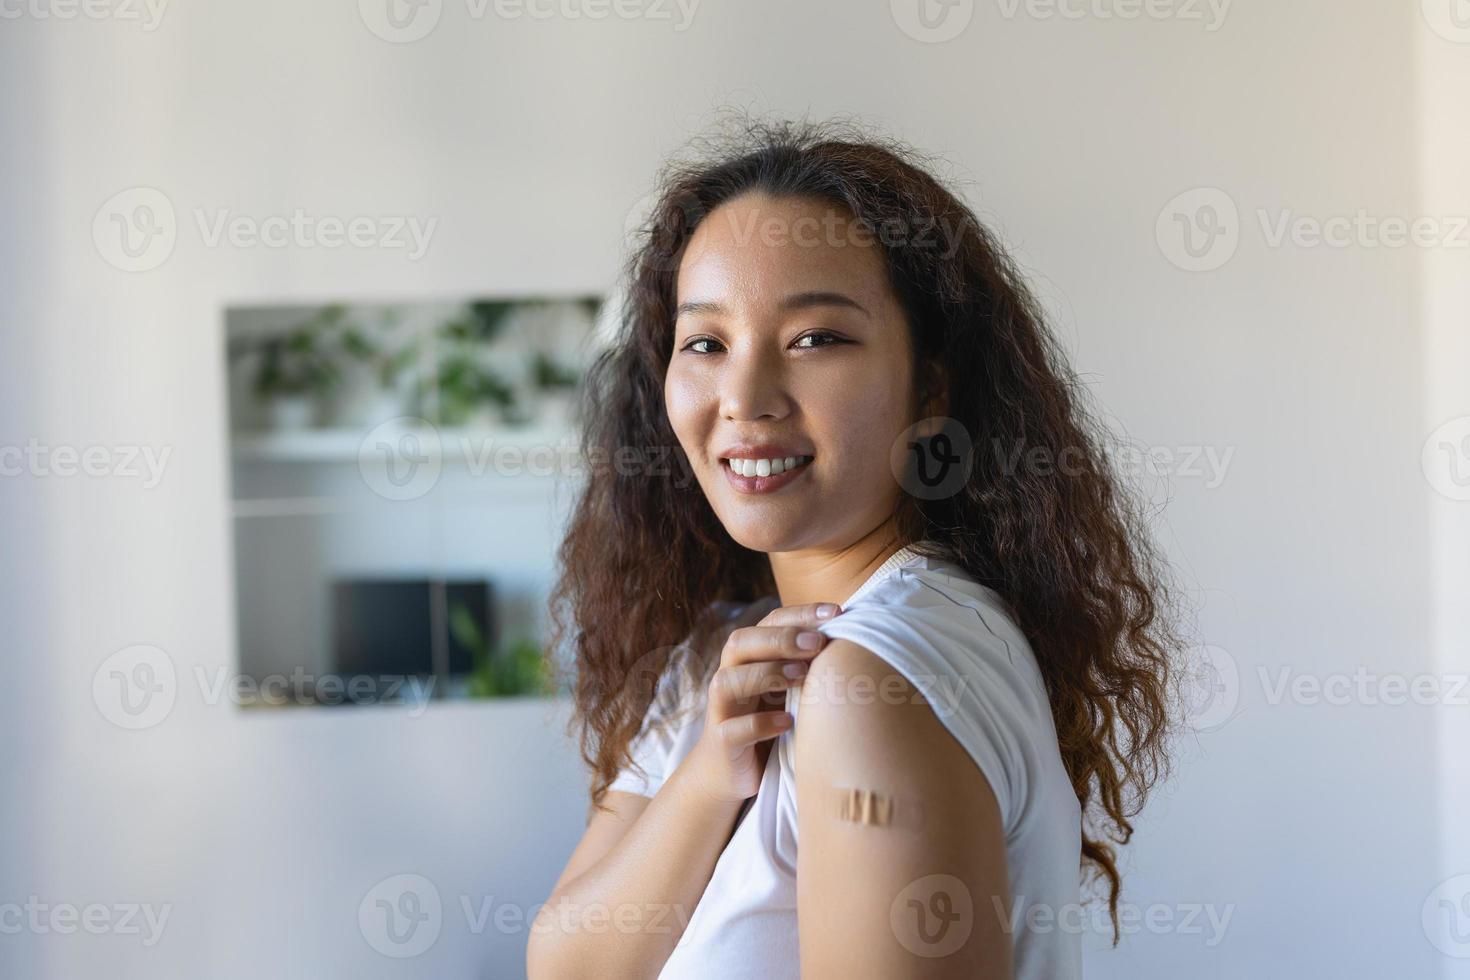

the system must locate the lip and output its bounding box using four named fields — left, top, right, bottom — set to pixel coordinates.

left=717, top=442, right=815, bottom=461
left=719, top=452, right=814, bottom=496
